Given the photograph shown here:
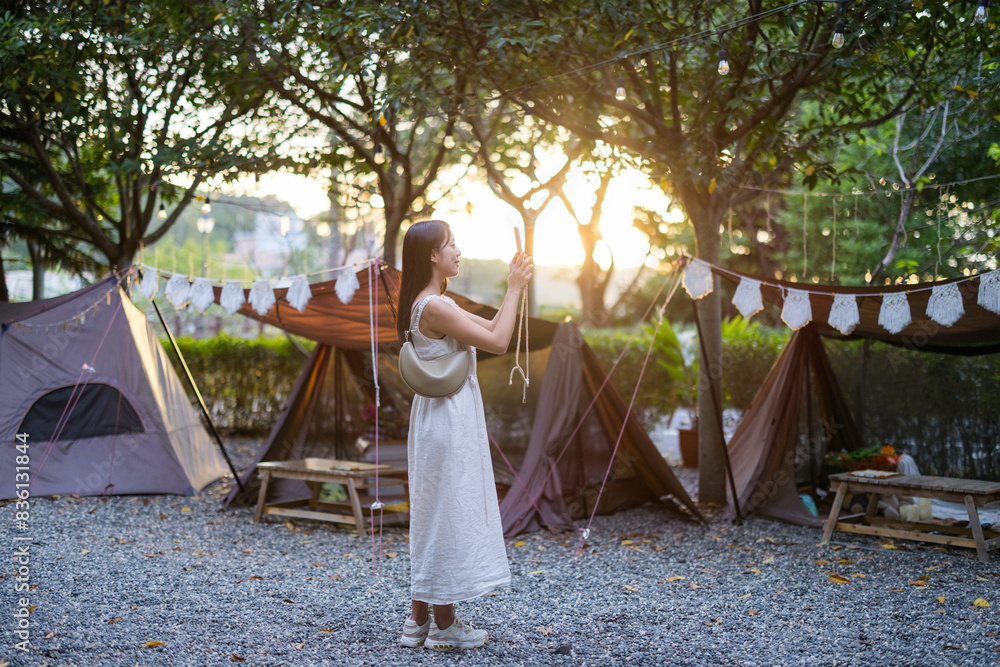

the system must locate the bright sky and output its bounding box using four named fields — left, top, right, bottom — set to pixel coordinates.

left=232, top=164, right=668, bottom=269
